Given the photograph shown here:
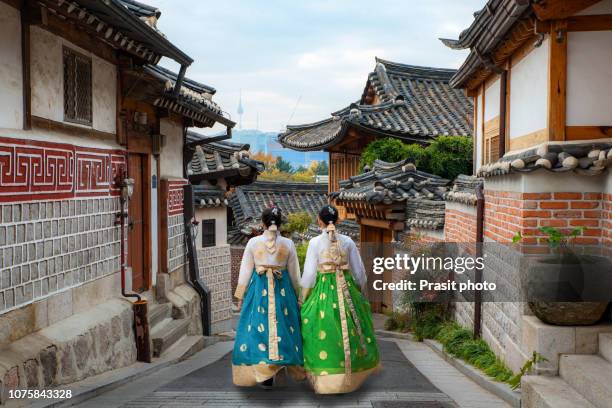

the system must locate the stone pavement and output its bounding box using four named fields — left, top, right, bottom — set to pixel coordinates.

left=78, top=334, right=511, bottom=408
